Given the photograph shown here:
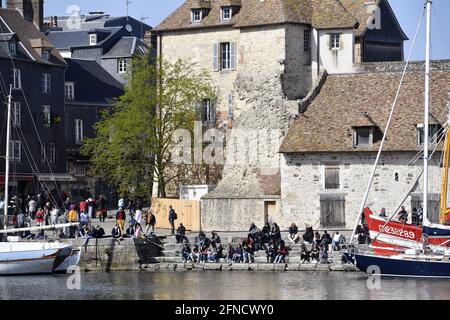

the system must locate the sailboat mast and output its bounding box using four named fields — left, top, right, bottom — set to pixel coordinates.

left=423, top=0, right=432, bottom=226
left=3, top=86, right=12, bottom=229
